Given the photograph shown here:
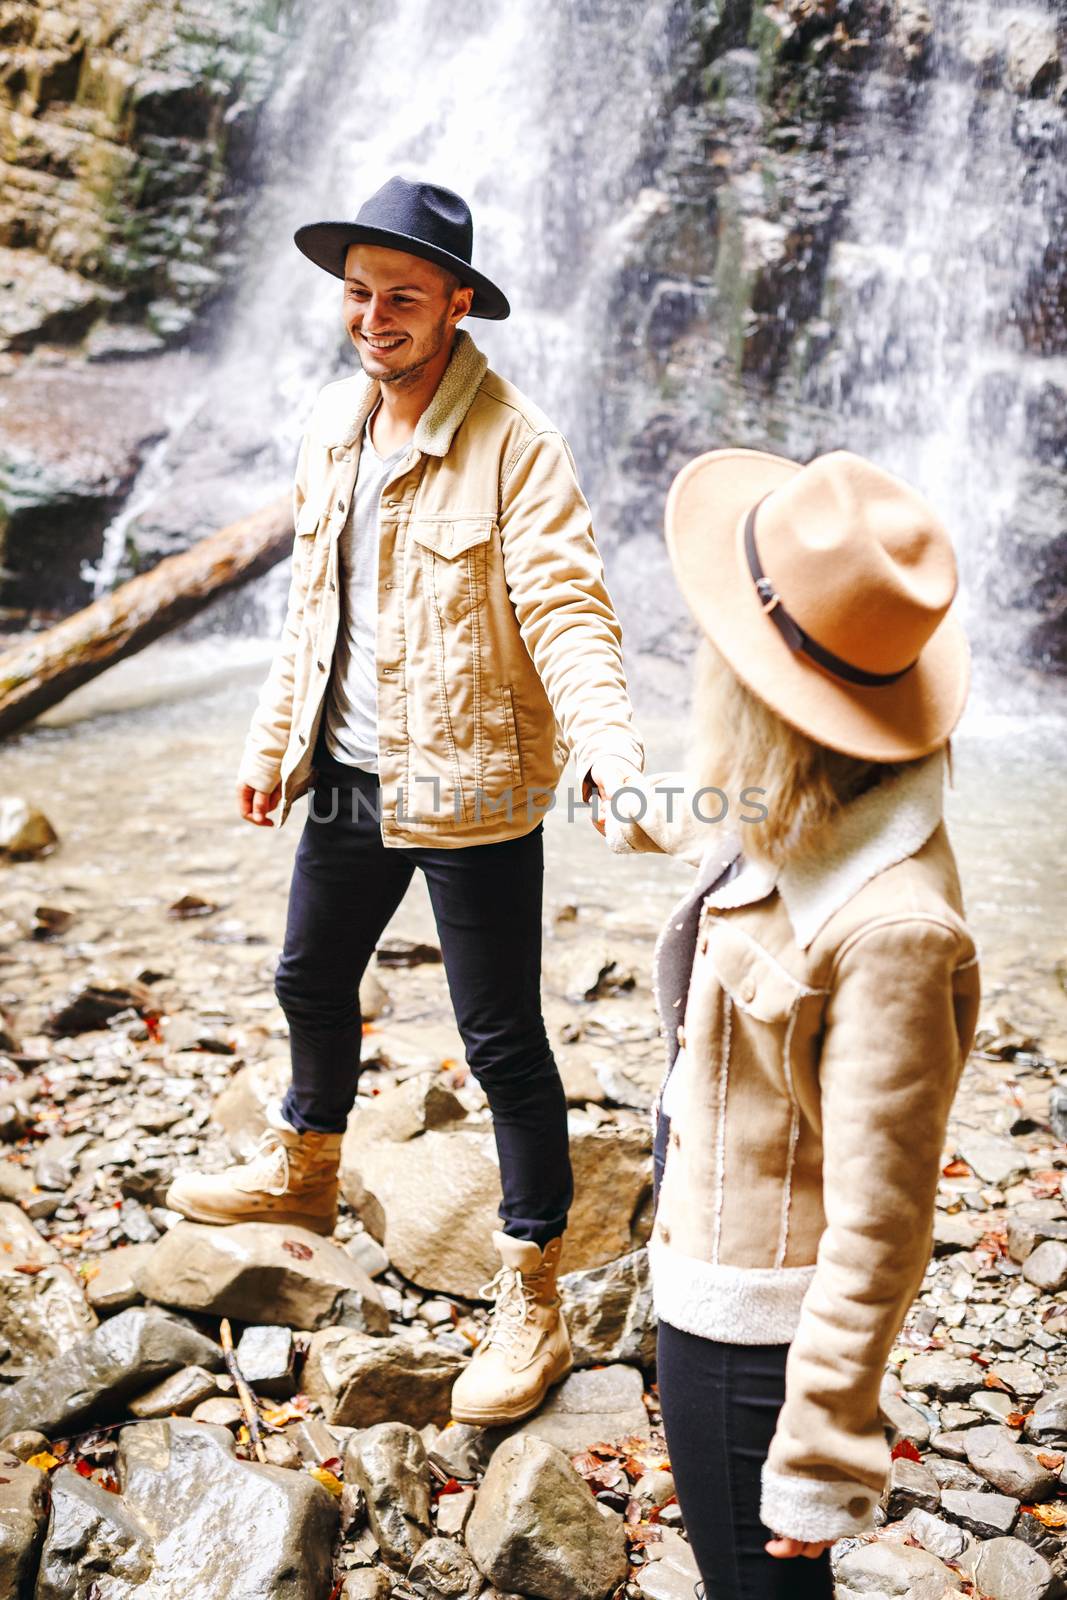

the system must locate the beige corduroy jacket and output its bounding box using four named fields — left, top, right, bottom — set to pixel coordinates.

left=616, top=752, right=980, bottom=1543
left=236, top=328, right=643, bottom=843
